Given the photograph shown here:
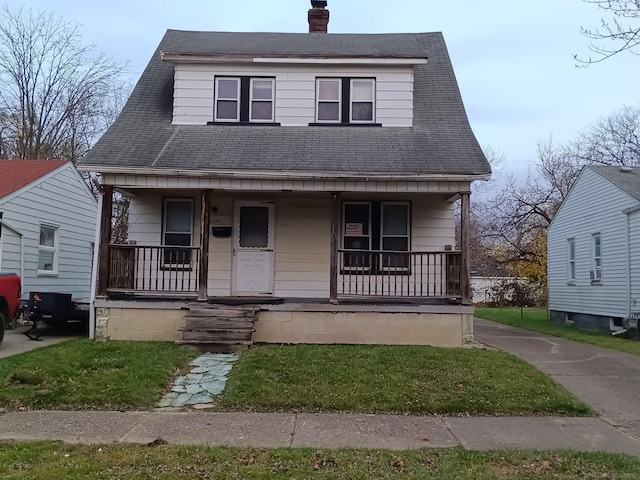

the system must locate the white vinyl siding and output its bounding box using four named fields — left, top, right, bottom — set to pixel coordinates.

left=548, top=168, right=638, bottom=318
left=0, top=164, right=97, bottom=301
left=172, top=64, right=413, bottom=127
